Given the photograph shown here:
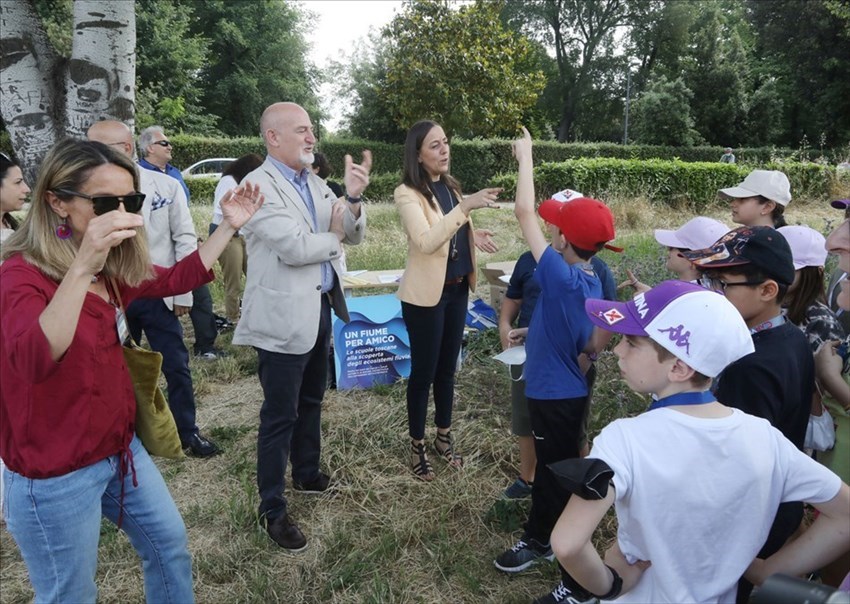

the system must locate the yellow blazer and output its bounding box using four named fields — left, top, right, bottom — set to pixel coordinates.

left=395, top=183, right=477, bottom=307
